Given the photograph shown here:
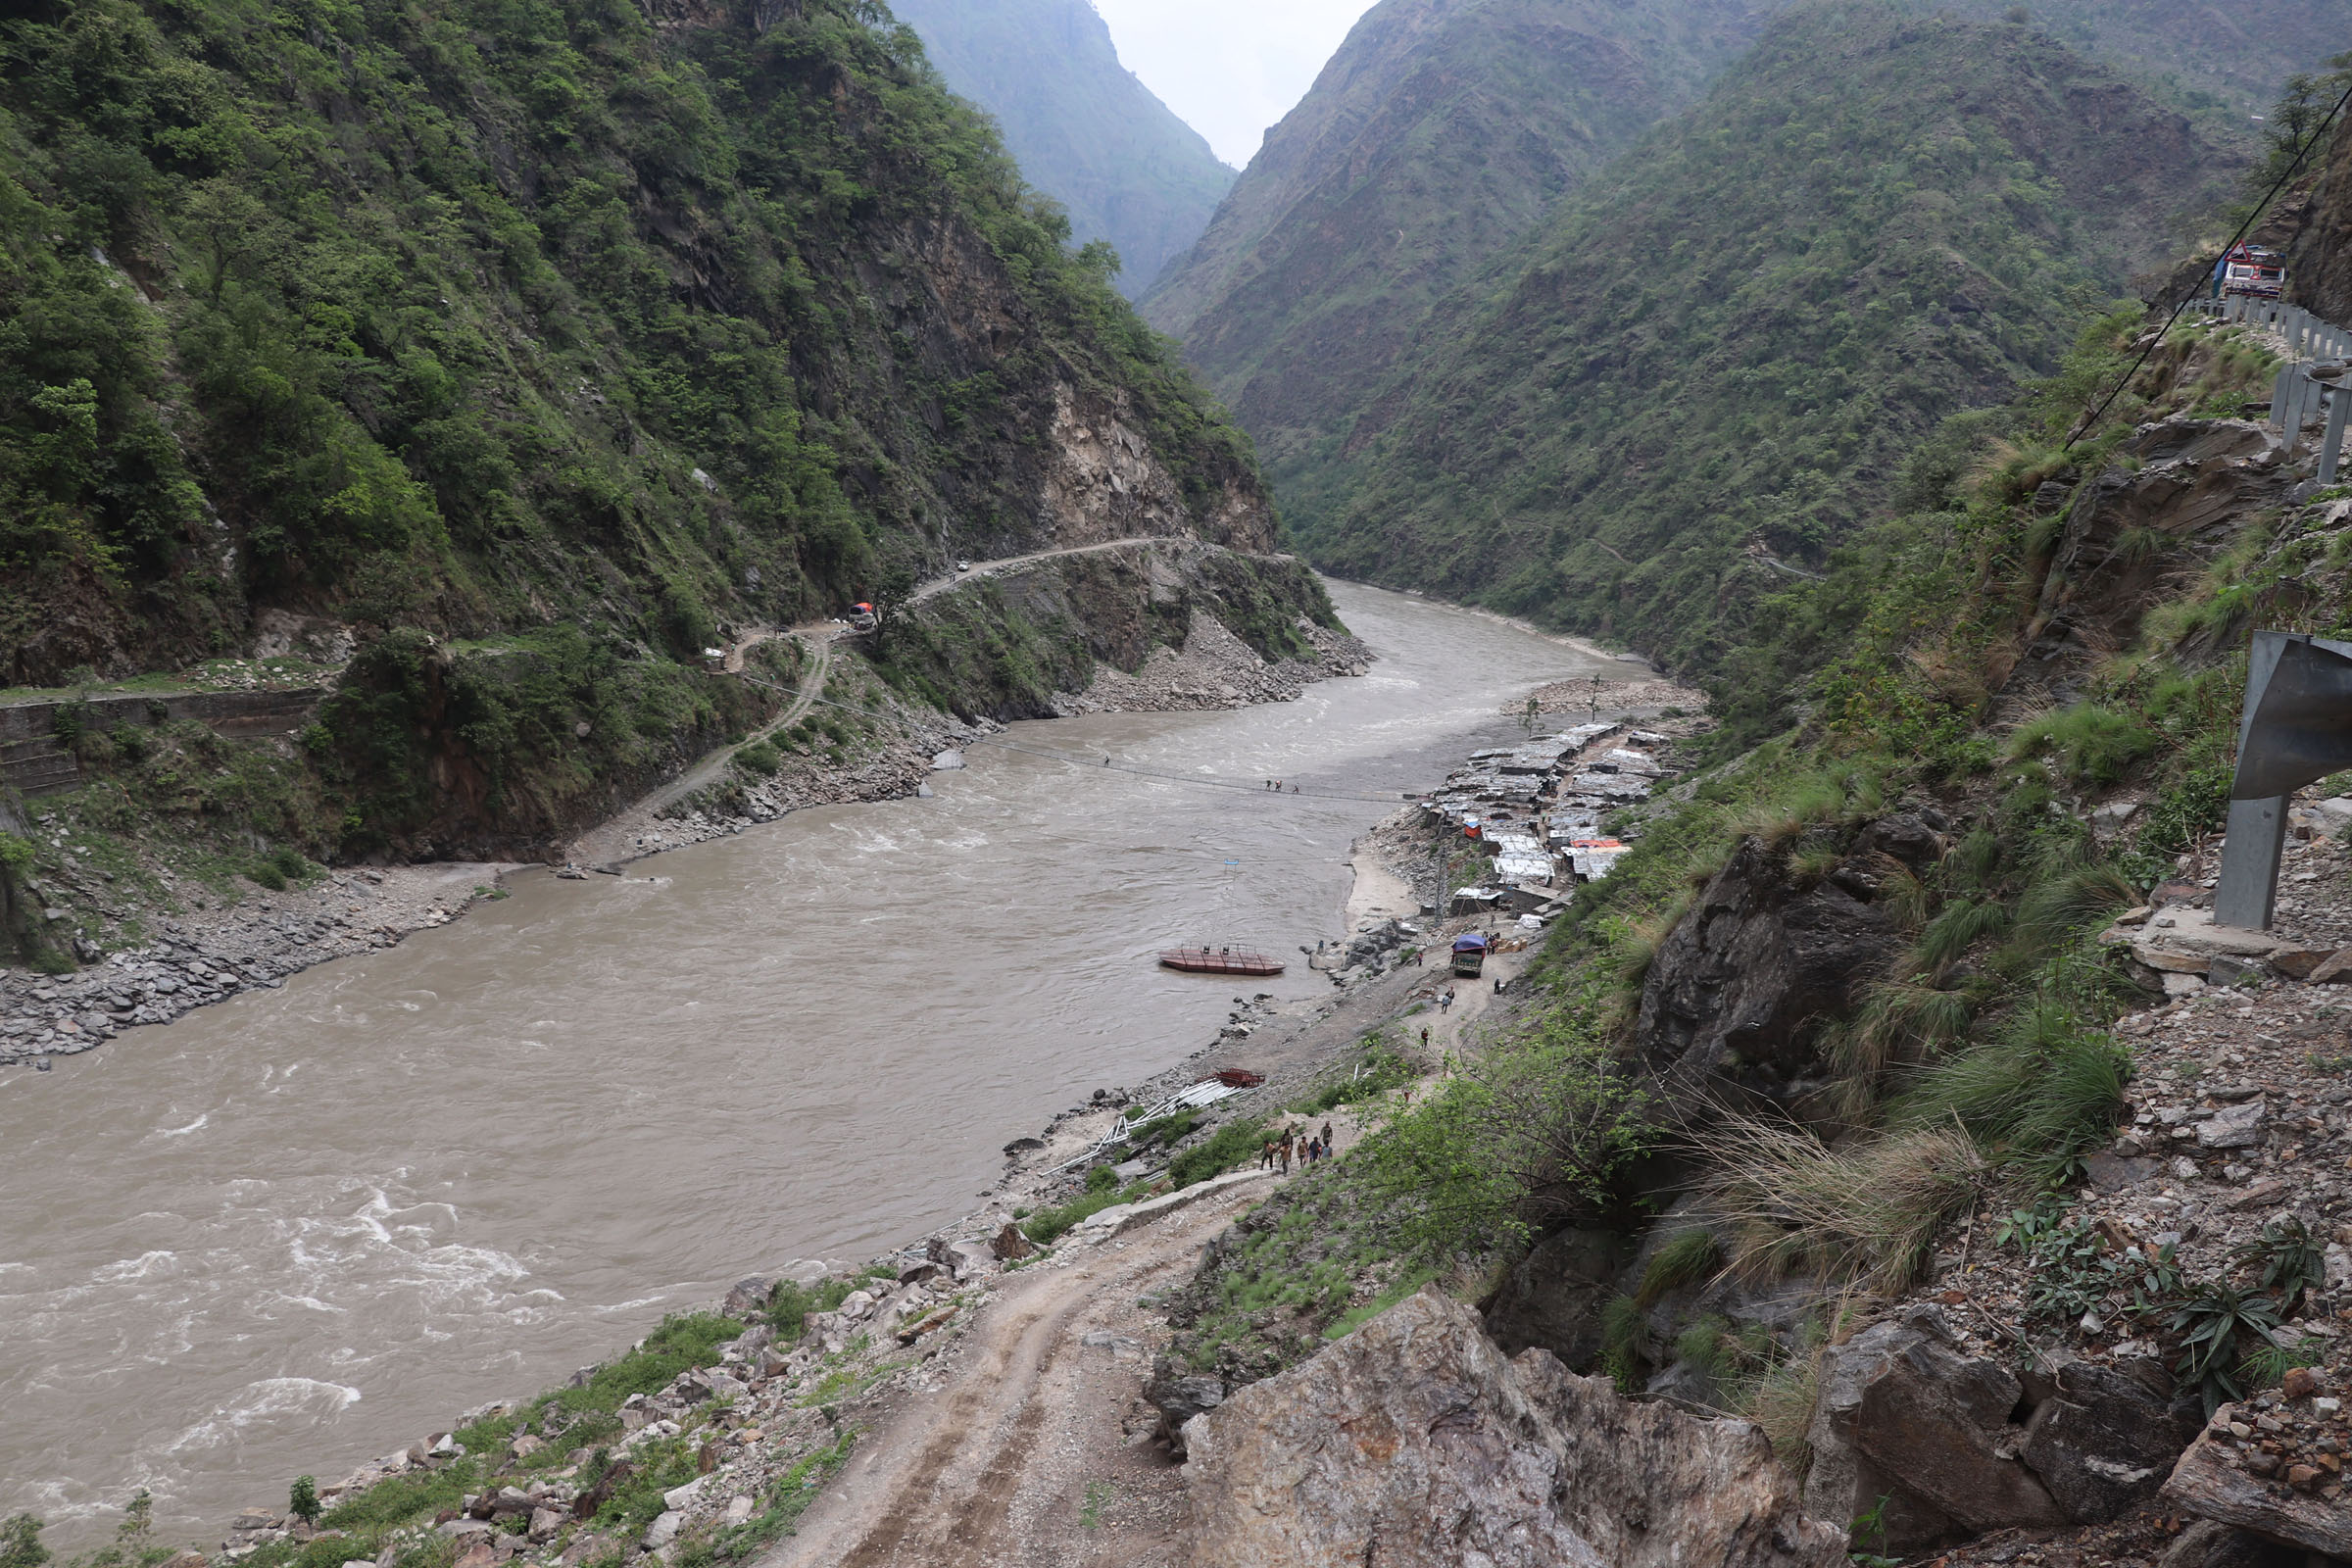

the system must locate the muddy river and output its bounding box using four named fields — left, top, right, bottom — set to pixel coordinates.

left=0, top=582, right=1622, bottom=1544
